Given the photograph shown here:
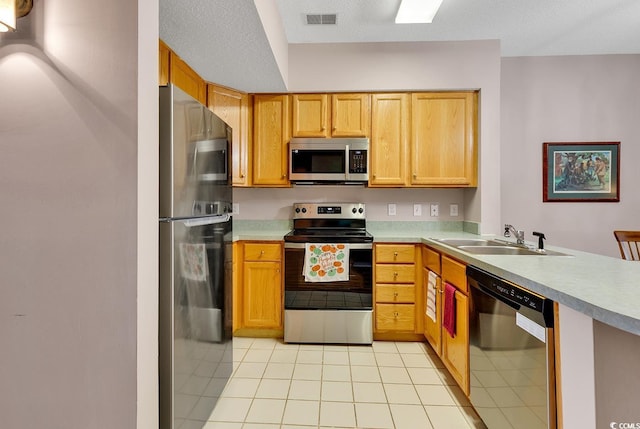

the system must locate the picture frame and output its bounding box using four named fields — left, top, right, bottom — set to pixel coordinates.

left=543, top=142, right=620, bottom=202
